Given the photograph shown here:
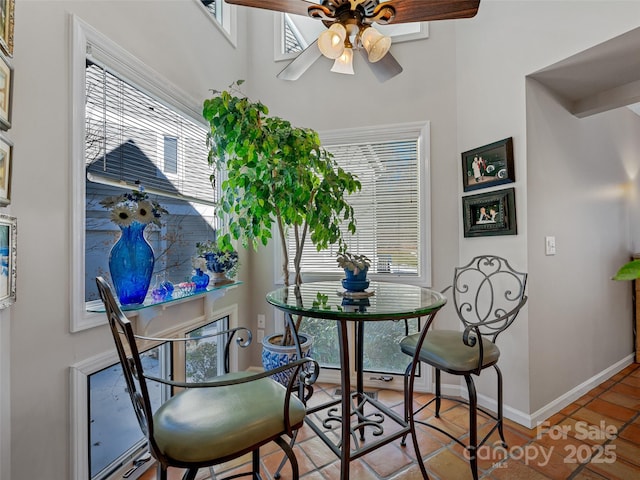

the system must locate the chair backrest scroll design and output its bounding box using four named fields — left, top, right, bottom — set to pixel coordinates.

left=452, top=255, right=528, bottom=342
